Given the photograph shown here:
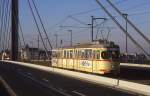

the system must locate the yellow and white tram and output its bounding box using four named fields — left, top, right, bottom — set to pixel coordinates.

left=52, top=40, right=120, bottom=74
